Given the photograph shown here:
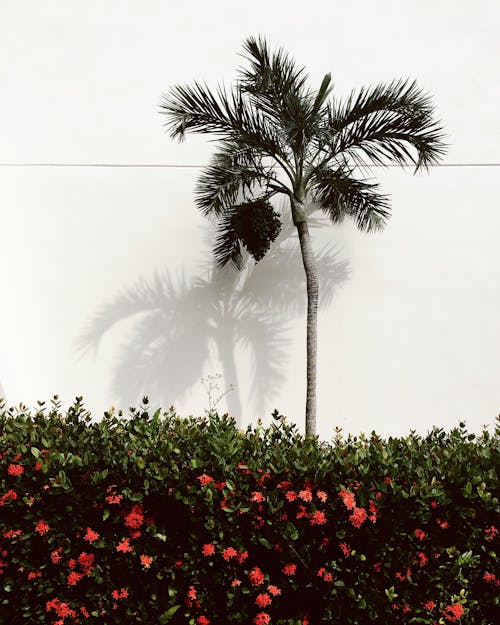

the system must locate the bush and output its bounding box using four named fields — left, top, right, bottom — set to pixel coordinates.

left=0, top=396, right=498, bottom=624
